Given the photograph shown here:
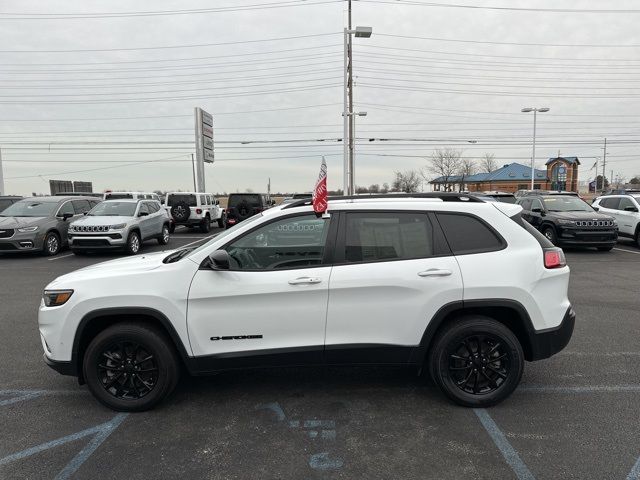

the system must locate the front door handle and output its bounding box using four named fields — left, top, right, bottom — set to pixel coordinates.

left=288, top=277, right=322, bottom=285
left=418, top=268, right=452, bottom=277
